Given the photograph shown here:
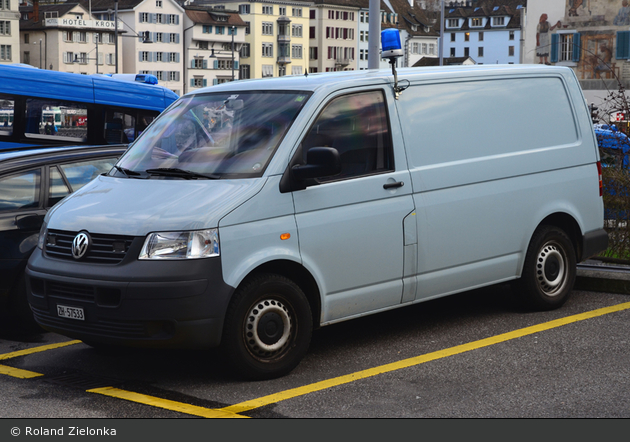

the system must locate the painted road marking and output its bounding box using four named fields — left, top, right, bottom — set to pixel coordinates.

left=3, top=303, right=630, bottom=417
left=87, top=387, right=248, bottom=418
left=0, top=340, right=82, bottom=379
